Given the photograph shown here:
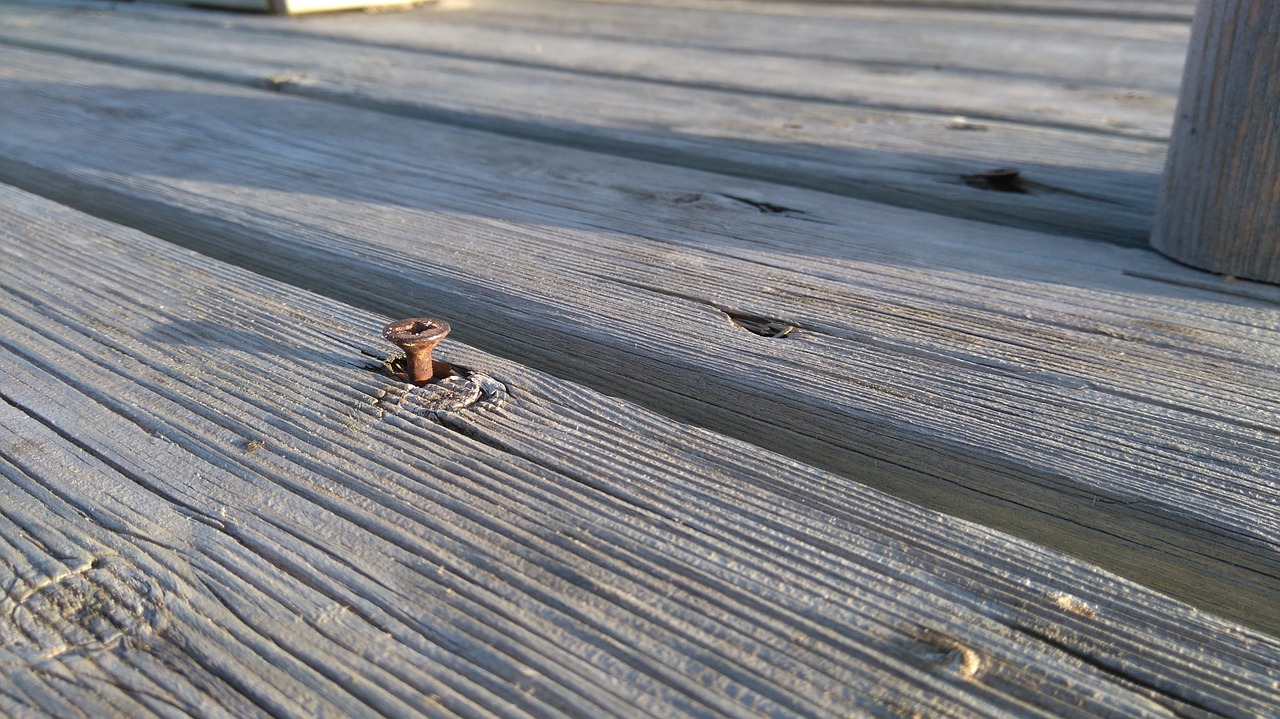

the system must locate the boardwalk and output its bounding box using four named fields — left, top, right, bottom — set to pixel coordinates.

left=1, top=0, right=1277, bottom=716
